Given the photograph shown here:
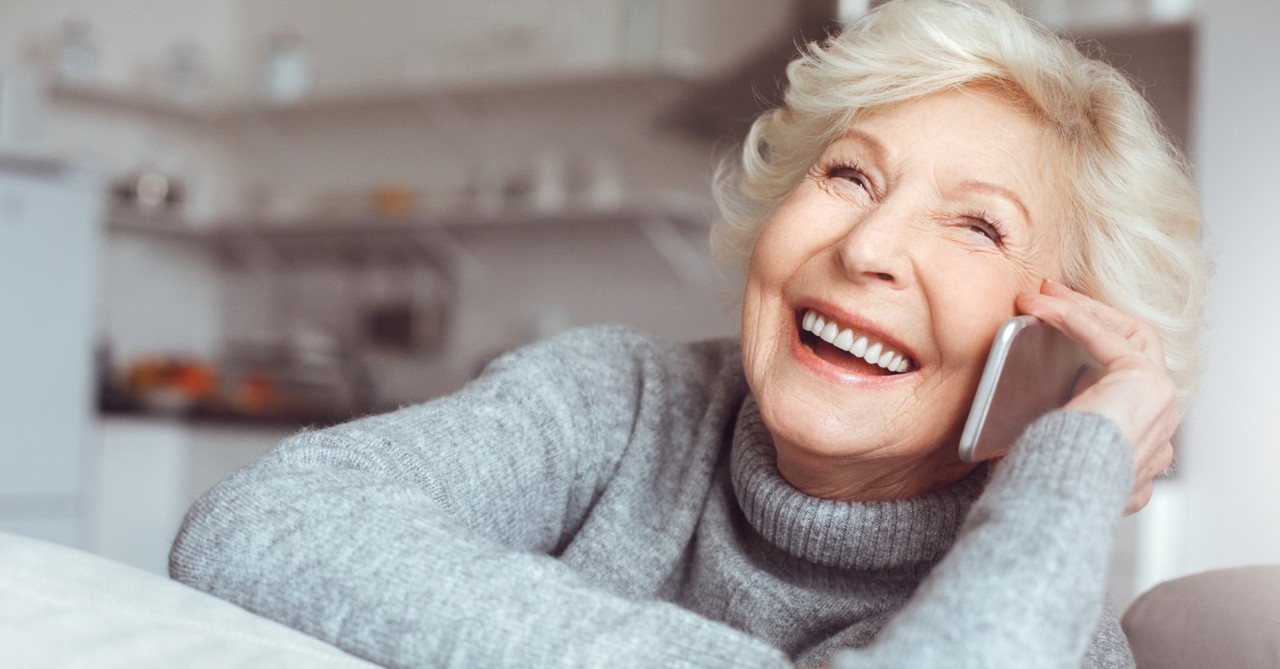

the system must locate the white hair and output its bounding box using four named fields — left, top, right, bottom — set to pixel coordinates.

left=712, top=0, right=1211, bottom=410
